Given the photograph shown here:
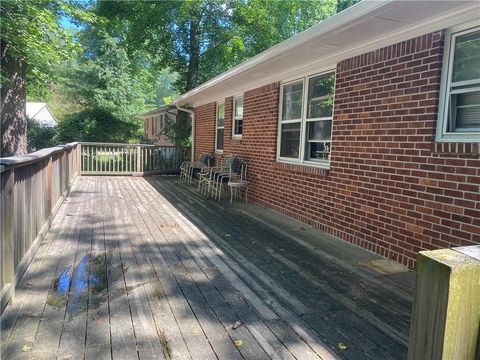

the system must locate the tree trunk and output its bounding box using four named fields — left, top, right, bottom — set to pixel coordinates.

left=186, top=15, right=201, bottom=91
left=1, top=39, right=27, bottom=157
